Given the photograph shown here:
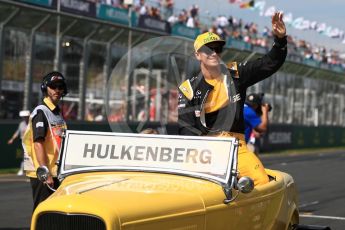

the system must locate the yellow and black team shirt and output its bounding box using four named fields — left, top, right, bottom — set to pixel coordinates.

left=32, top=98, right=61, bottom=142
left=23, top=97, right=66, bottom=178
left=178, top=35, right=288, bottom=136
left=204, top=75, right=229, bottom=113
